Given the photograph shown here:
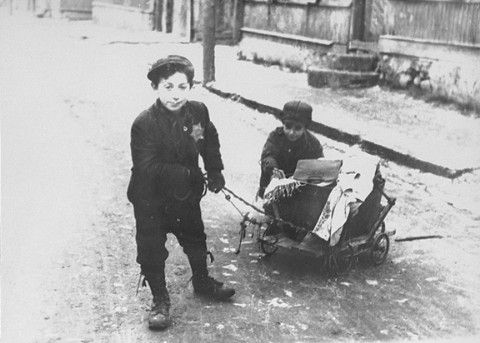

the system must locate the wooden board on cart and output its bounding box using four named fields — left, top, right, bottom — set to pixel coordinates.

left=270, top=229, right=395, bottom=258
left=273, top=234, right=326, bottom=258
